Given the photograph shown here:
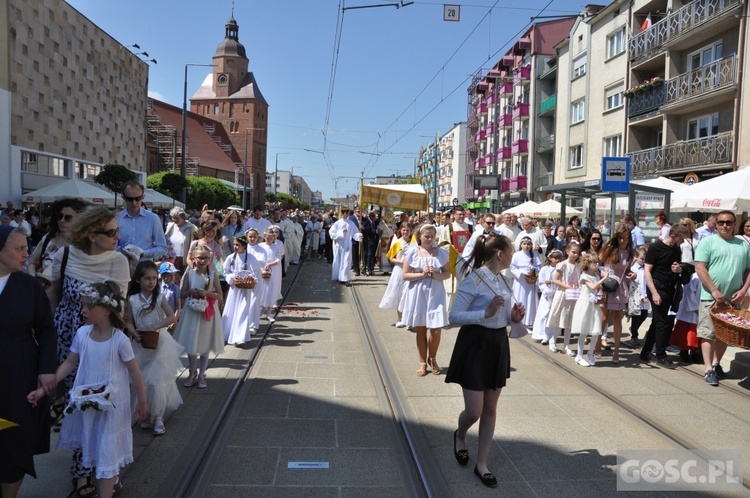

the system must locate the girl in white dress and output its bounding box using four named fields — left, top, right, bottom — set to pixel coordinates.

left=379, top=223, right=413, bottom=327
left=259, top=228, right=283, bottom=322
left=29, top=281, right=148, bottom=498
left=570, top=253, right=607, bottom=367
left=547, top=241, right=581, bottom=355
left=401, top=224, right=451, bottom=376
left=222, top=235, right=262, bottom=345
left=531, top=250, right=563, bottom=343
left=510, top=237, right=541, bottom=327
left=173, top=245, right=224, bottom=390
left=124, top=261, right=182, bottom=436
